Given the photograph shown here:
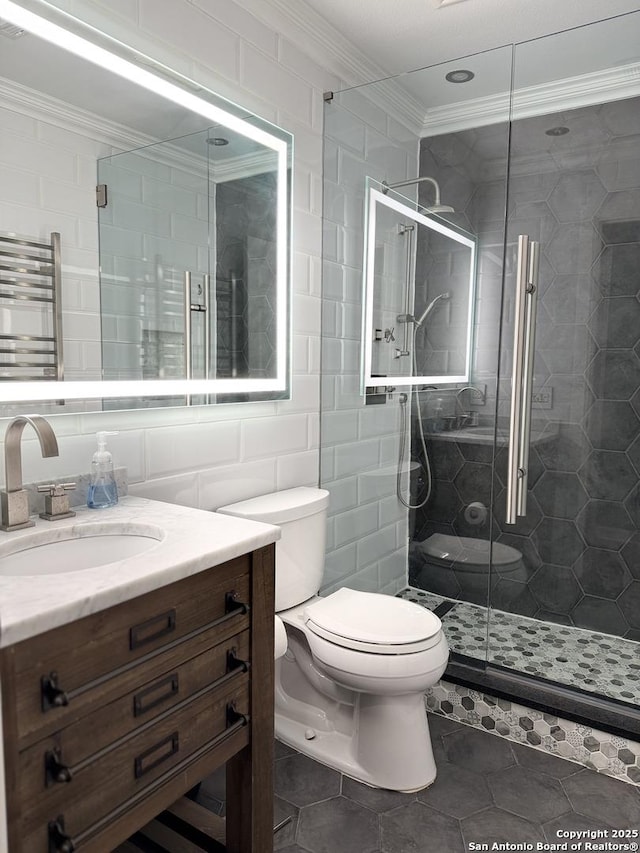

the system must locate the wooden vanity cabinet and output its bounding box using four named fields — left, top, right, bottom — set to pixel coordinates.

left=0, top=544, right=275, bottom=853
